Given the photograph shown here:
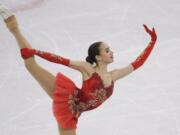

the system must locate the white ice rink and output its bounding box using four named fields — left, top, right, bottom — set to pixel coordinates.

left=0, top=0, right=180, bottom=135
